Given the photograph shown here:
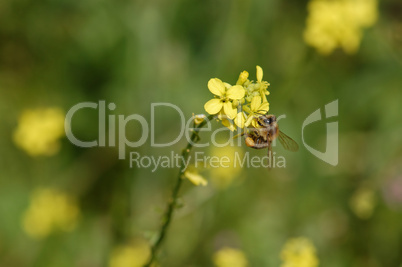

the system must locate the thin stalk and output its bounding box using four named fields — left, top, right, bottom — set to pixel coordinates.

left=144, top=115, right=214, bottom=267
